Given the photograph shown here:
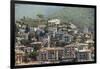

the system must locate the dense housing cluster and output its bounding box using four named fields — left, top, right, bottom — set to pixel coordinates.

left=15, top=16, right=95, bottom=65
